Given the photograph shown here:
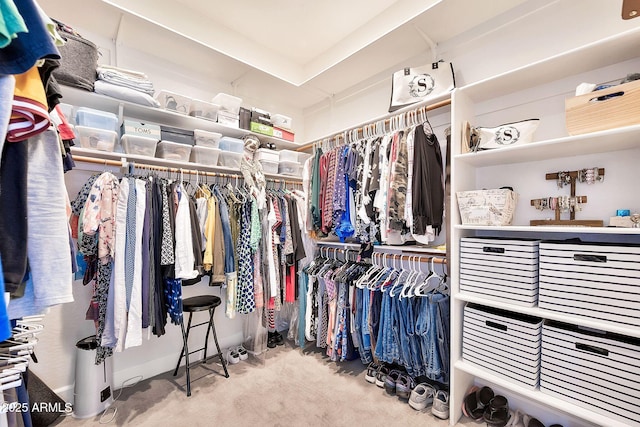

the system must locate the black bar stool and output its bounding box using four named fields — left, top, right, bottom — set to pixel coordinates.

left=173, top=295, right=229, bottom=396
